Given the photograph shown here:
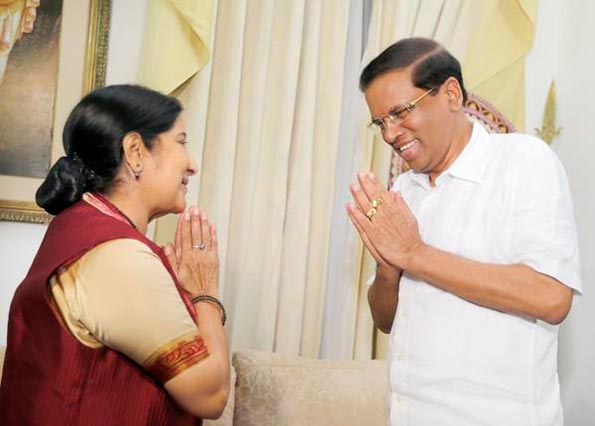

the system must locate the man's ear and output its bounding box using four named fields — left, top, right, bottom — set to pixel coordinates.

left=443, top=77, right=464, bottom=111
left=121, top=132, right=145, bottom=178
